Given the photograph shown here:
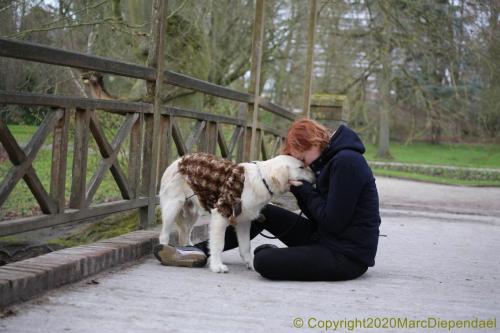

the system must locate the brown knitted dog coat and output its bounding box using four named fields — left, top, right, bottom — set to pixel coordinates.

left=178, top=153, right=245, bottom=224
